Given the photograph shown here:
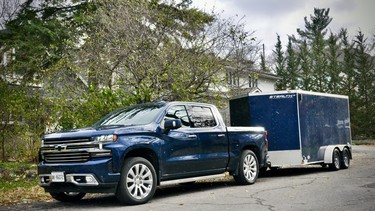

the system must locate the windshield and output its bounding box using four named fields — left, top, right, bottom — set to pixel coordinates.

left=94, top=103, right=166, bottom=127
